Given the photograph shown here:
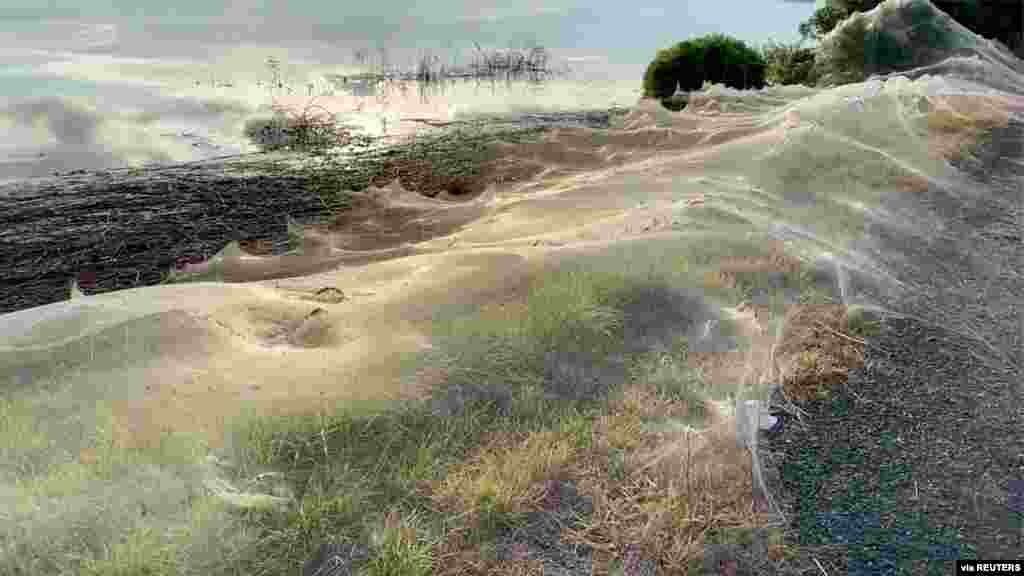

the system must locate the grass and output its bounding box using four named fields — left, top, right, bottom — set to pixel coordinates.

left=924, top=104, right=1011, bottom=164
left=773, top=303, right=868, bottom=403
left=214, top=242, right=858, bottom=575
left=2, top=216, right=878, bottom=574
left=247, top=101, right=547, bottom=207
left=242, top=50, right=562, bottom=201
left=0, top=373, right=243, bottom=576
